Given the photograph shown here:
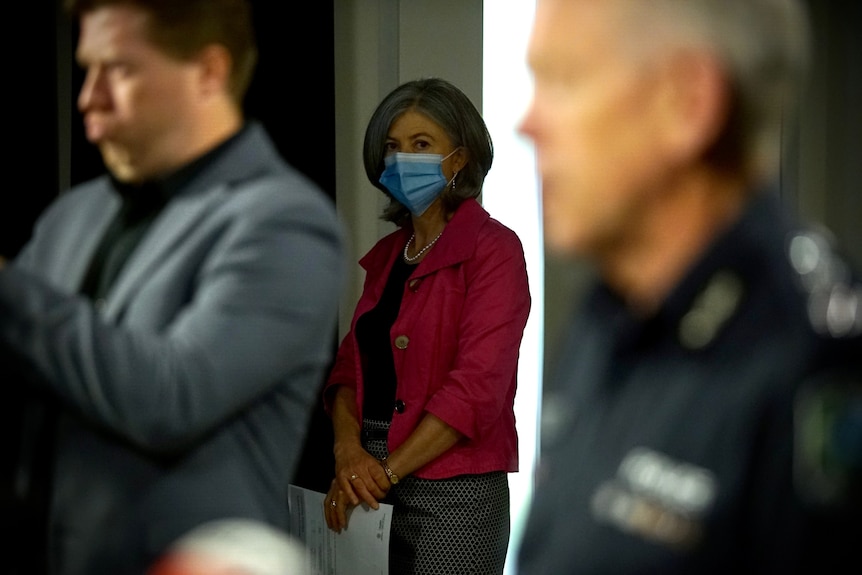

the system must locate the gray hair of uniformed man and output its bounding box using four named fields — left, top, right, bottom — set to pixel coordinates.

left=618, top=0, right=811, bottom=181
